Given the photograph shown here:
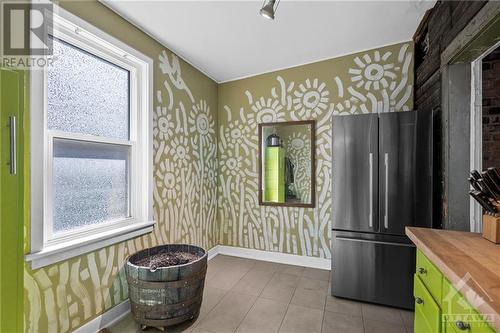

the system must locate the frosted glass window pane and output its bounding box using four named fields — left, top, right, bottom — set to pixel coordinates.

left=47, top=36, right=130, bottom=139
left=52, top=139, right=130, bottom=234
